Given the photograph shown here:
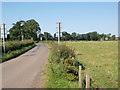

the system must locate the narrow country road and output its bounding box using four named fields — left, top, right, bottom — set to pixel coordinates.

left=2, top=44, right=49, bottom=88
